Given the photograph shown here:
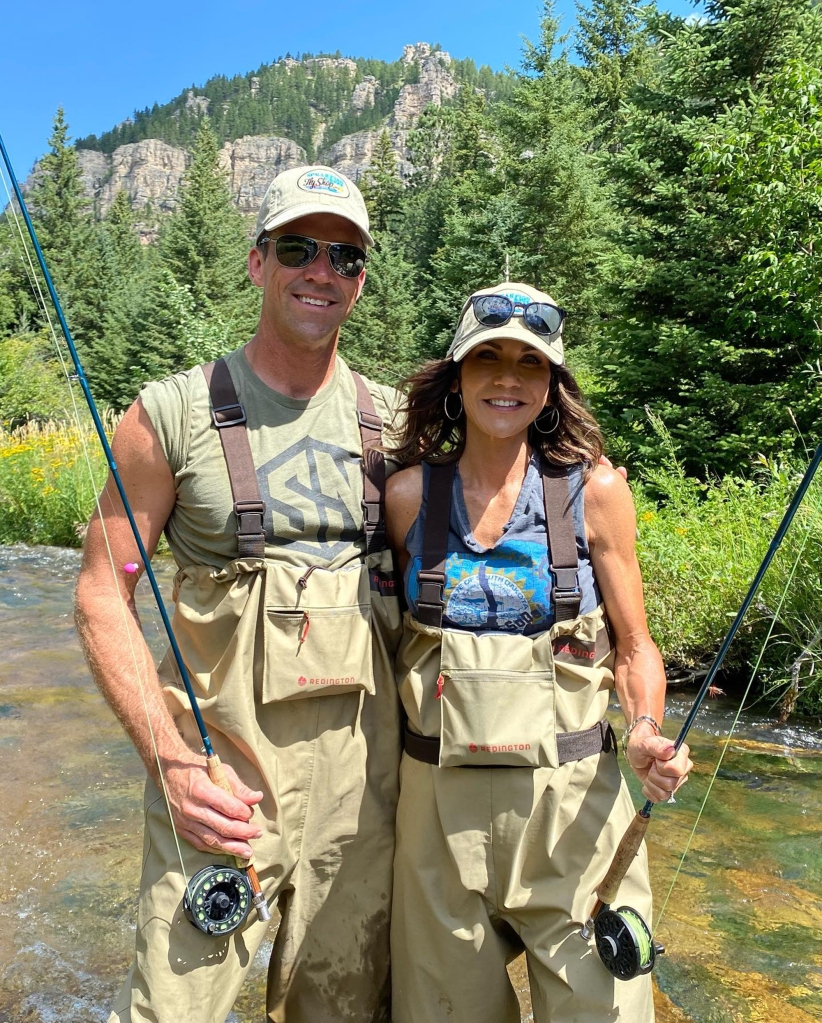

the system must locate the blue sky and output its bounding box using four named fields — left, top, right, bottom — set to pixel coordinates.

left=0, top=0, right=695, bottom=178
